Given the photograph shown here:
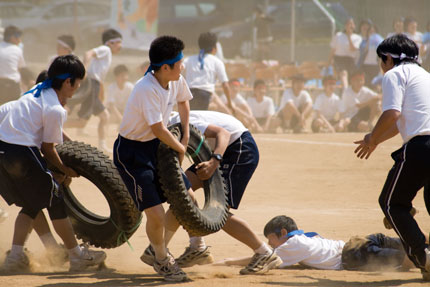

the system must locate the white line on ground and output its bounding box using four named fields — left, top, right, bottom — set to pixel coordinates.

left=257, top=137, right=399, bottom=149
